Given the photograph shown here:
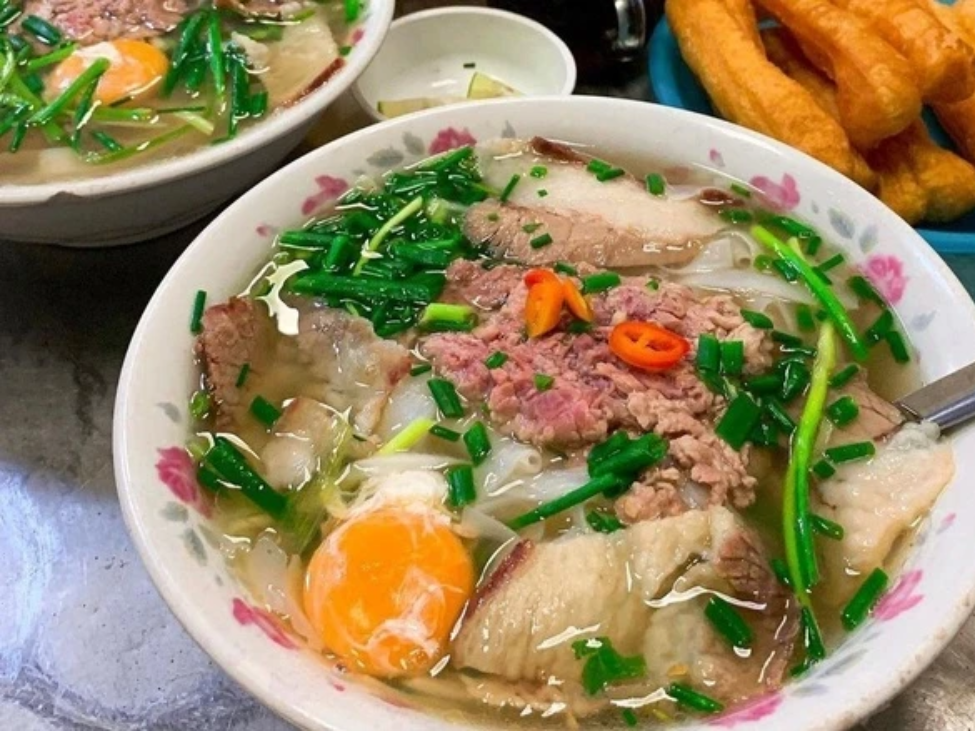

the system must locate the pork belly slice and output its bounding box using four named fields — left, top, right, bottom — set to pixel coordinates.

left=464, top=138, right=725, bottom=268
left=196, top=297, right=410, bottom=439
left=451, top=507, right=798, bottom=709
left=815, top=422, right=954, bottom=604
